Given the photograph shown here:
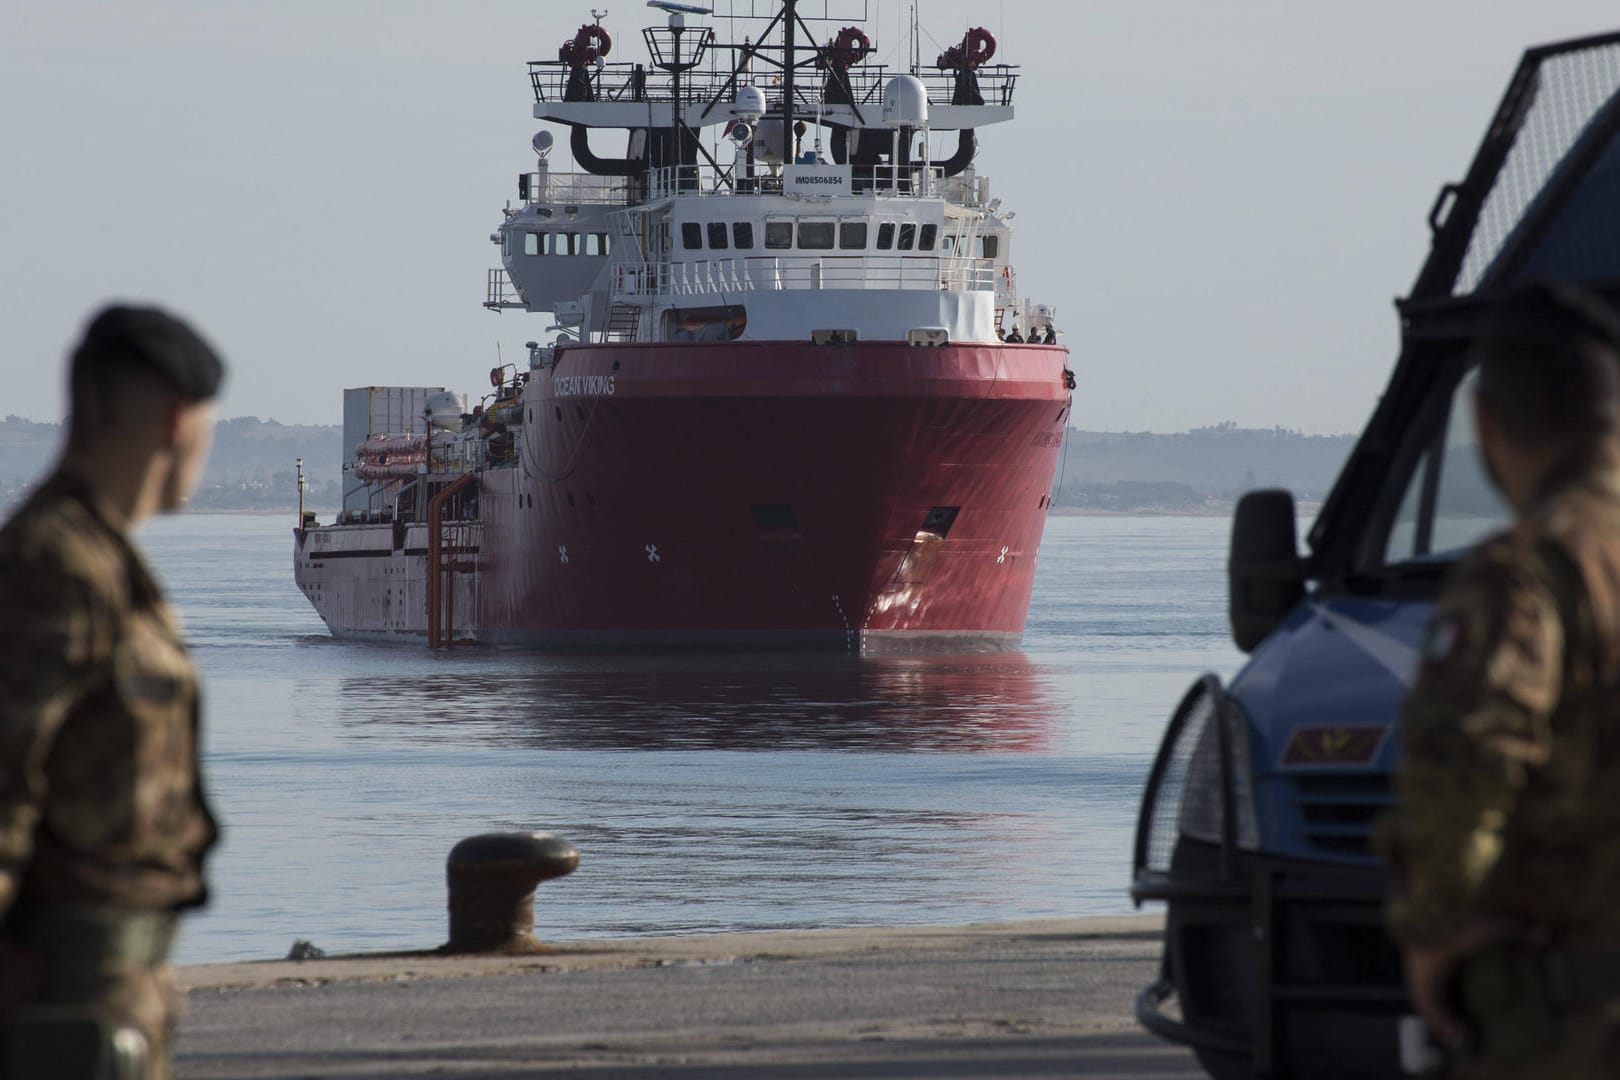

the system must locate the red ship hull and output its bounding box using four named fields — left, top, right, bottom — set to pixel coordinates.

left=471, top=340, right=1071, bottom=650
